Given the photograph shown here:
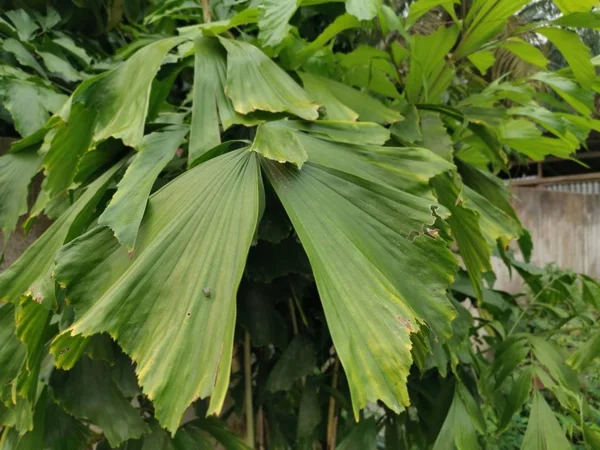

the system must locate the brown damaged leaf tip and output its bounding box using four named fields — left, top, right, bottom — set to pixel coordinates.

left=426, top=228, right=439, bottom=237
